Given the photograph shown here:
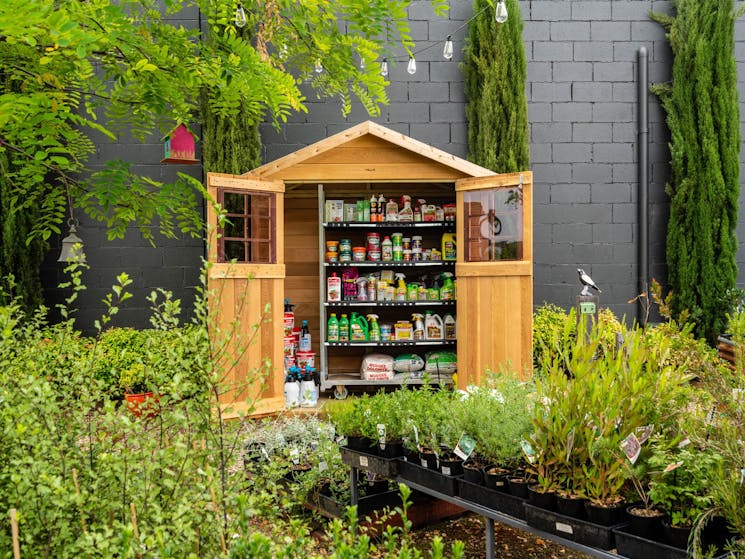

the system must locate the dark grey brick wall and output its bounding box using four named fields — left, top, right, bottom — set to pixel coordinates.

left=45, top=0, right=745, bottom=329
